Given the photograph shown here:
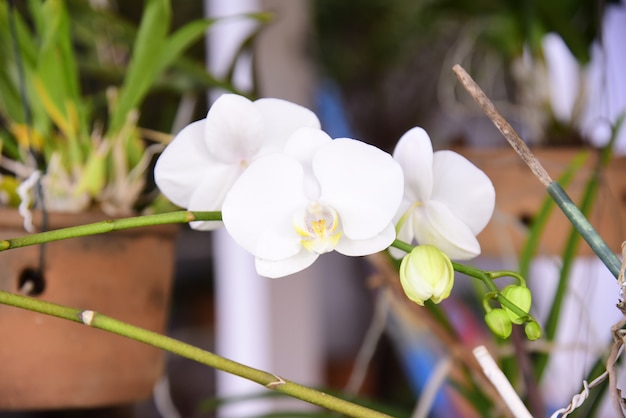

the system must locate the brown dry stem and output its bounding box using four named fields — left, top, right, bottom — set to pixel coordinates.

left=452, top=64, right=553, bottom=188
